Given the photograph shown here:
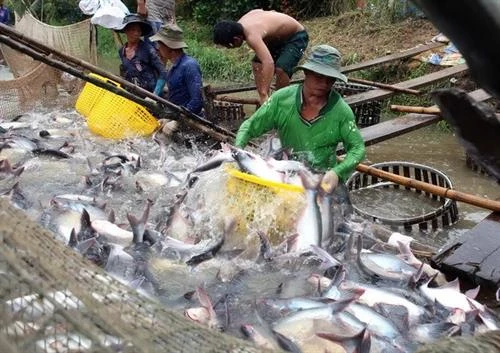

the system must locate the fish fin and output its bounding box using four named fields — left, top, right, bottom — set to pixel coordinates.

left=328, top=295, right=361, bottom=314
left=440, top=277, right=461, bottom=291
left=408, top=263, right=425, bottom=289
left=322, top=265, right=346, bottom=296
left=77, top=237, right=98, bottom=254
left=68, top=228, right=78, bottom=248
left=129, top=276, right=146, bottom=289
left=108, top=209, right=116, bottom=223
left=196, top=287, right=217, bottom=320
left=127, top=199, right=152, bottom=244
left=80, top=209, right=92, bottom=230
left=317, top=327, right=371, bottom=353
left=465, top=285, right=480, bottom=299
